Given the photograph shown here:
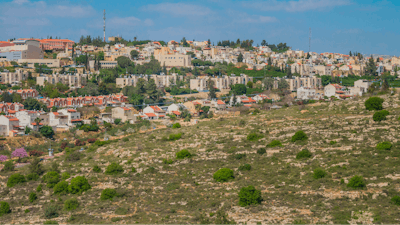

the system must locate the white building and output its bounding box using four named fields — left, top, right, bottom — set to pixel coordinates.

left=297, top=87, right=317, bottom=100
